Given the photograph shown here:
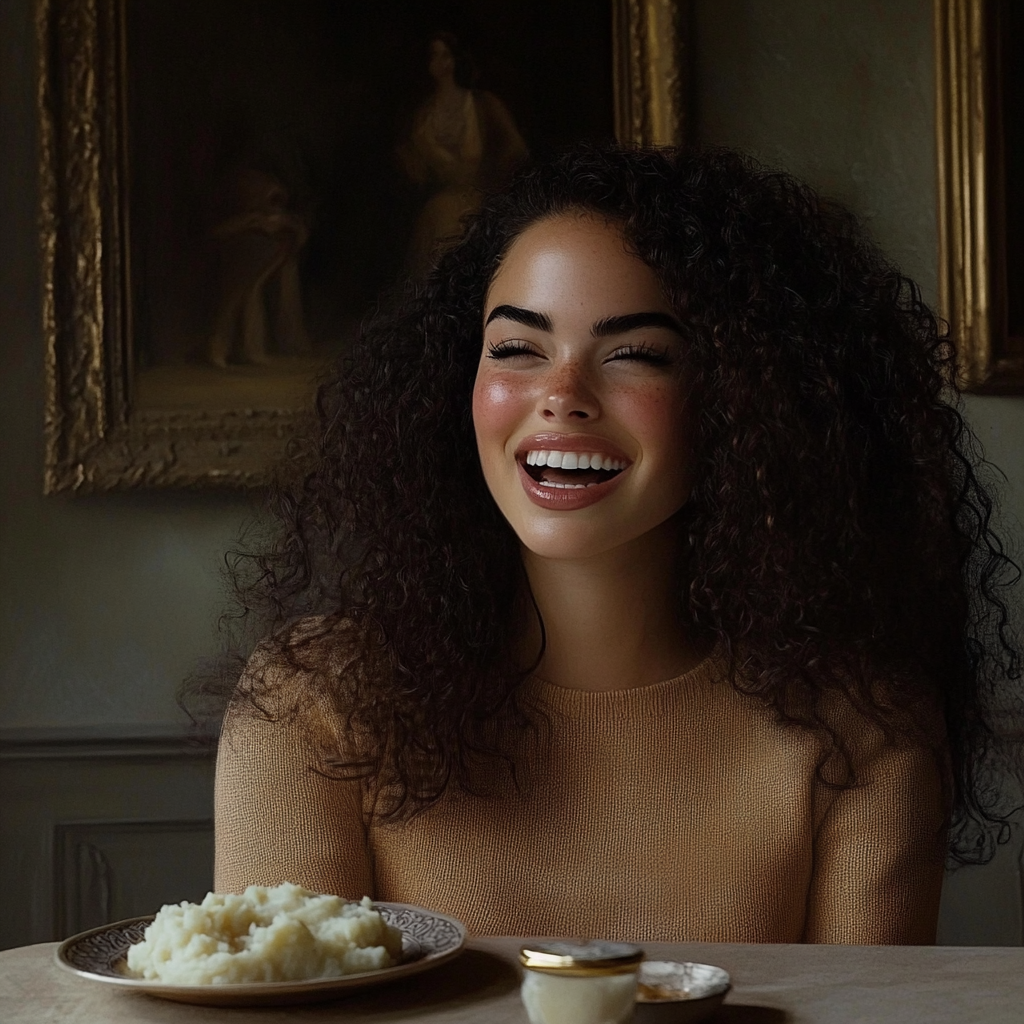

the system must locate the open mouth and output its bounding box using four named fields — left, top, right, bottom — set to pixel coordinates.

left=520, top=450, right=628, bottom=490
